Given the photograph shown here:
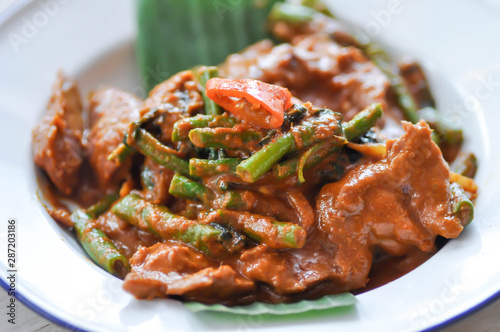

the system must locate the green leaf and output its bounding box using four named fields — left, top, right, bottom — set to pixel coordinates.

left=137, top=0, right=281, bottom=91
left=184, top=292, right=356, bottom=315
